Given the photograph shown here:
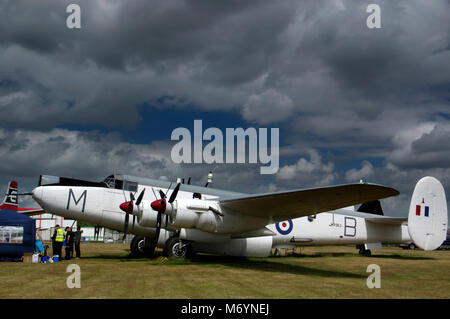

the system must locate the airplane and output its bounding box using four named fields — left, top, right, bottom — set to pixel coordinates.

left=29, top=173, right=448, bottom=259
left=1, top=180, right=44, bottom=215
